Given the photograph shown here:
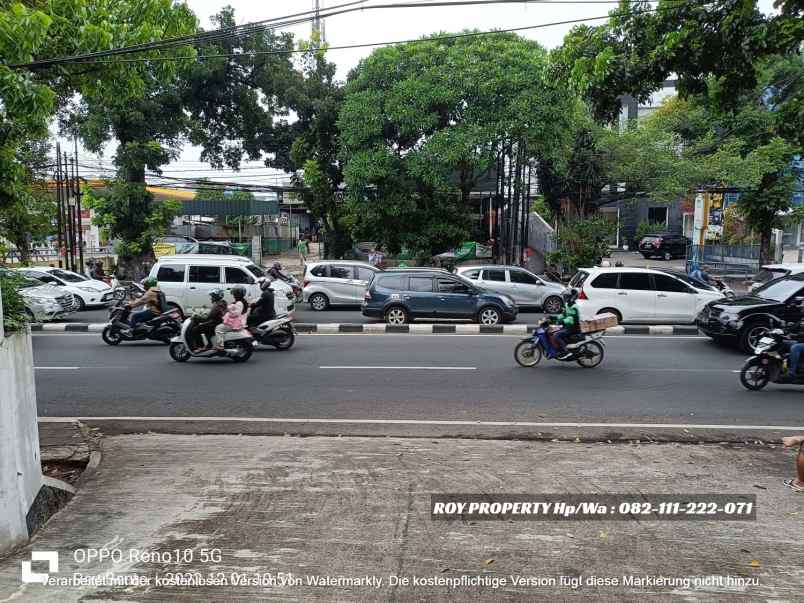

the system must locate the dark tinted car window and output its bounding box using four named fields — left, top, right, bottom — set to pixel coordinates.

left=225, top=267, right=253, bottom=284
left=376, top=276, right=405, bottom=291
left=310, top=265, right=327, bottom=277
left=329, top=265, right=353, bottom=280
left=569, top=271, right=589, bottom=288
left=591, top=273, right=618, bottom=289
left=189, top=265, right=221, bottom=283
left=157, top=265, right=185, bottom=283
left=409, top=277, right=433, bottom=292
left=484, top=270, right=506, bottom=282
left=653, top=274, right=690, bottom=293
left=510, top=270, right=538, bottom=285
left=619, top=273, right=653, bottom=291
left=438, top=278, right=471, bottom=293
